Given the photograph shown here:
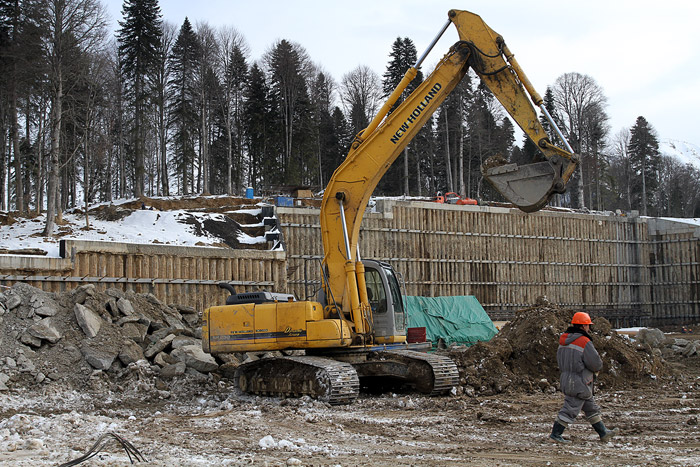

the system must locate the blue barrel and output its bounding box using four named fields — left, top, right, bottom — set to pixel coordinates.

left=245, top=187, right=254, bottom=199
